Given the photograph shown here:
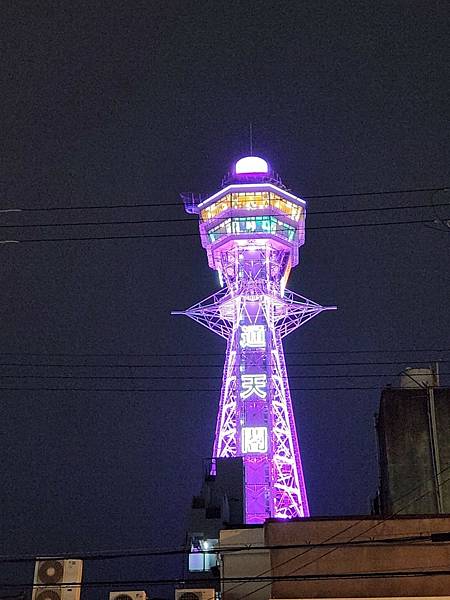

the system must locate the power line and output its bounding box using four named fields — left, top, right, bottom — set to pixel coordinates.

left=0, top=361, right=447, bottom=370
left=5, top=185, right=448, bottom=213
left=0, top=385, right=398, bottom=393
left=304, top=186, right=449, bottom=200
left=1, top=467, right=450, bottom=589
left=230, top=433, right=450, bottom=597
left=2, top=568, right=450, bottom=589
left=236, top=464, right=450, bottom=599
left=2, top=202, right=450, bottom=230
left=0, top=348, right=446, bottom=357
left=0, top=358, right=447, bottom=367
left=0, top=383, right=447, bottom=585
left=0, top=533, right=442, bottom=564
left=312, top=201, right=450, bottom=216
left=0, top=360, right=443, bottom=368
left=0, top=373, right=447, bottom=381
left=2, top=217, right=448, bottom=244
